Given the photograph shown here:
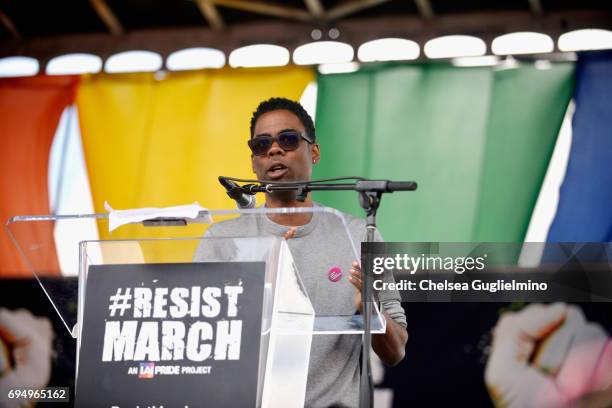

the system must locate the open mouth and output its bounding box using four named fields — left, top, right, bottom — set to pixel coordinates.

left=266, top=162, right=289, bottom=179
